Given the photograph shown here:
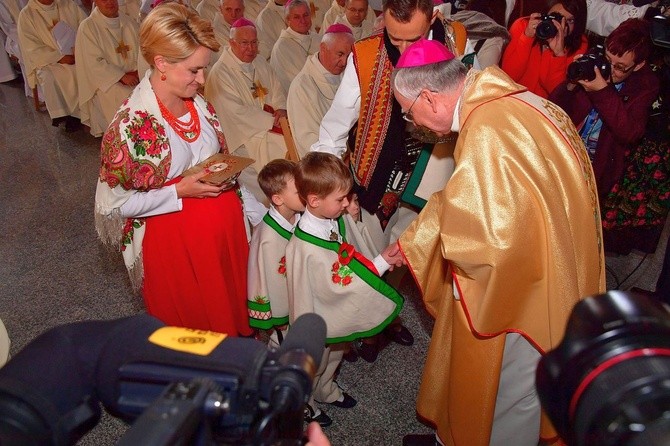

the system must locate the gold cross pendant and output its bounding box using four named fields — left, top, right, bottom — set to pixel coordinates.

left=251, top=80, right=268, bottom=102
left=116, top=39, right=130, bottom=60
